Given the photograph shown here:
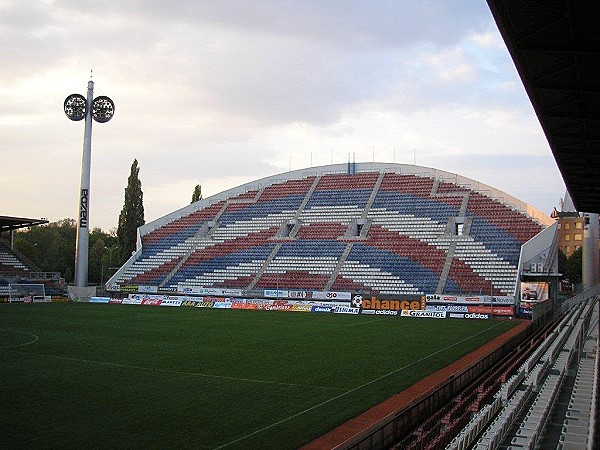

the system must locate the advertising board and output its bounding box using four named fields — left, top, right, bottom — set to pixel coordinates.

left=426, top=294, right=514, bottom=305
left=426, top=304, right=468, bottom=313
left=360, top=309, right=398, bottom=316
left=231, top=302, right=258, bottom=310
left=352, top=295, right=425, bottom=311
left=333, top=306, right=360, bottom=315
left=141, top=299, right=162, bottom=306
left=138, top=285, right=158, bottom=294
left=311, top=291, right=352, bottom=301
left=467, top=305, right=514, bottom=316
left=400, top=310, right=446, bottom=319
left=160, top=299, right=182, bottom=307
left=448, top=313, right=490, bottom=319
left=520, top=282, right=548, bottom=302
